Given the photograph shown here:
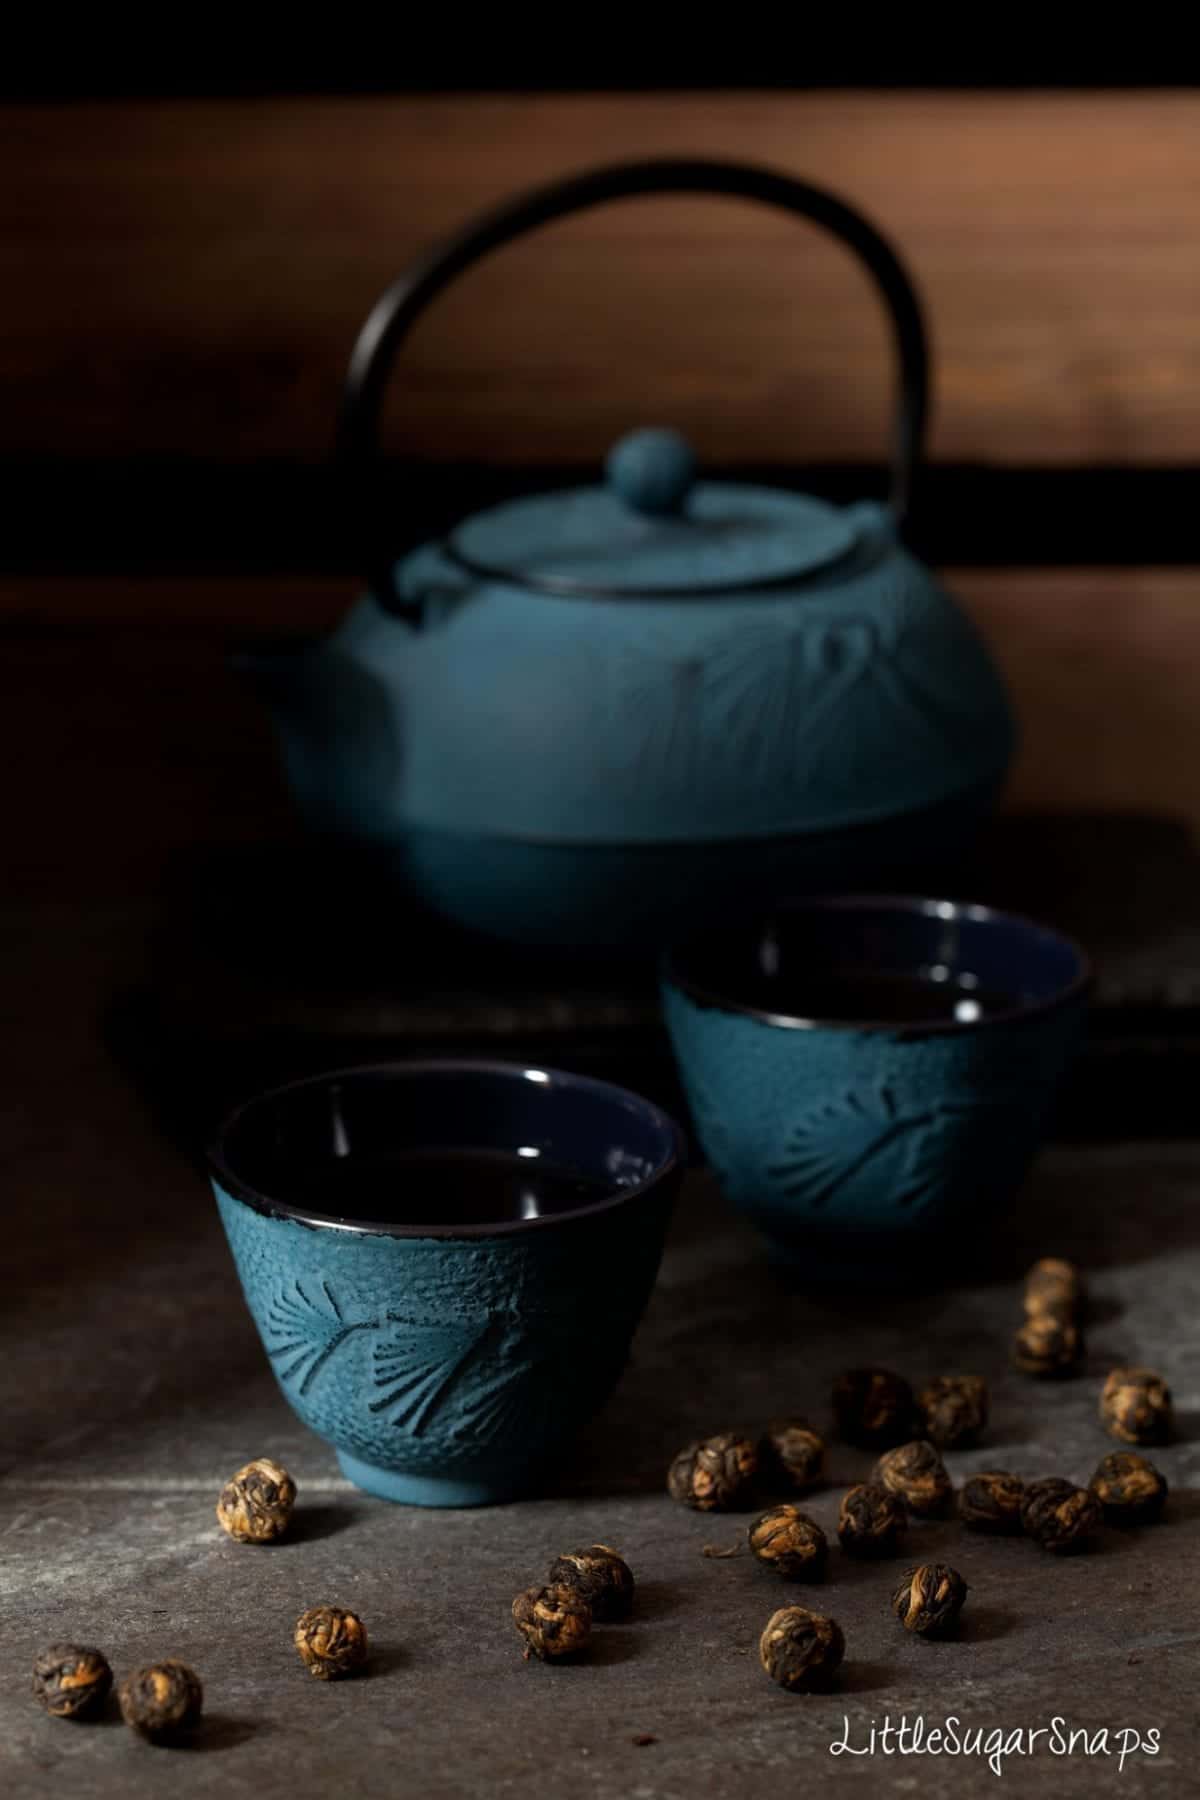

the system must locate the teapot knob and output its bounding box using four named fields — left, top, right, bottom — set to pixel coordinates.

left=605, top=428, right=696, bottom=515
